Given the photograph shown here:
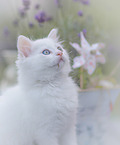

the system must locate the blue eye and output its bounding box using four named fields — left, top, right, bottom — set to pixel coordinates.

left=42, top=49, right=51, bottom=55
